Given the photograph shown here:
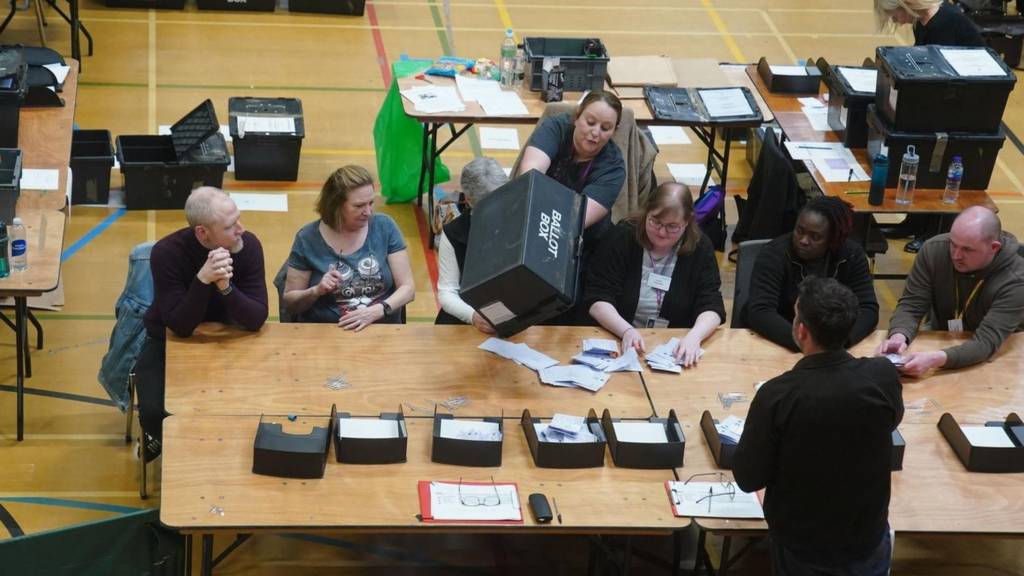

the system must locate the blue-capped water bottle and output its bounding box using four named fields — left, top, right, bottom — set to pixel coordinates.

left=868, top=154, right=889, bottom=206
left=942, top=155, right=964, bottom=204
